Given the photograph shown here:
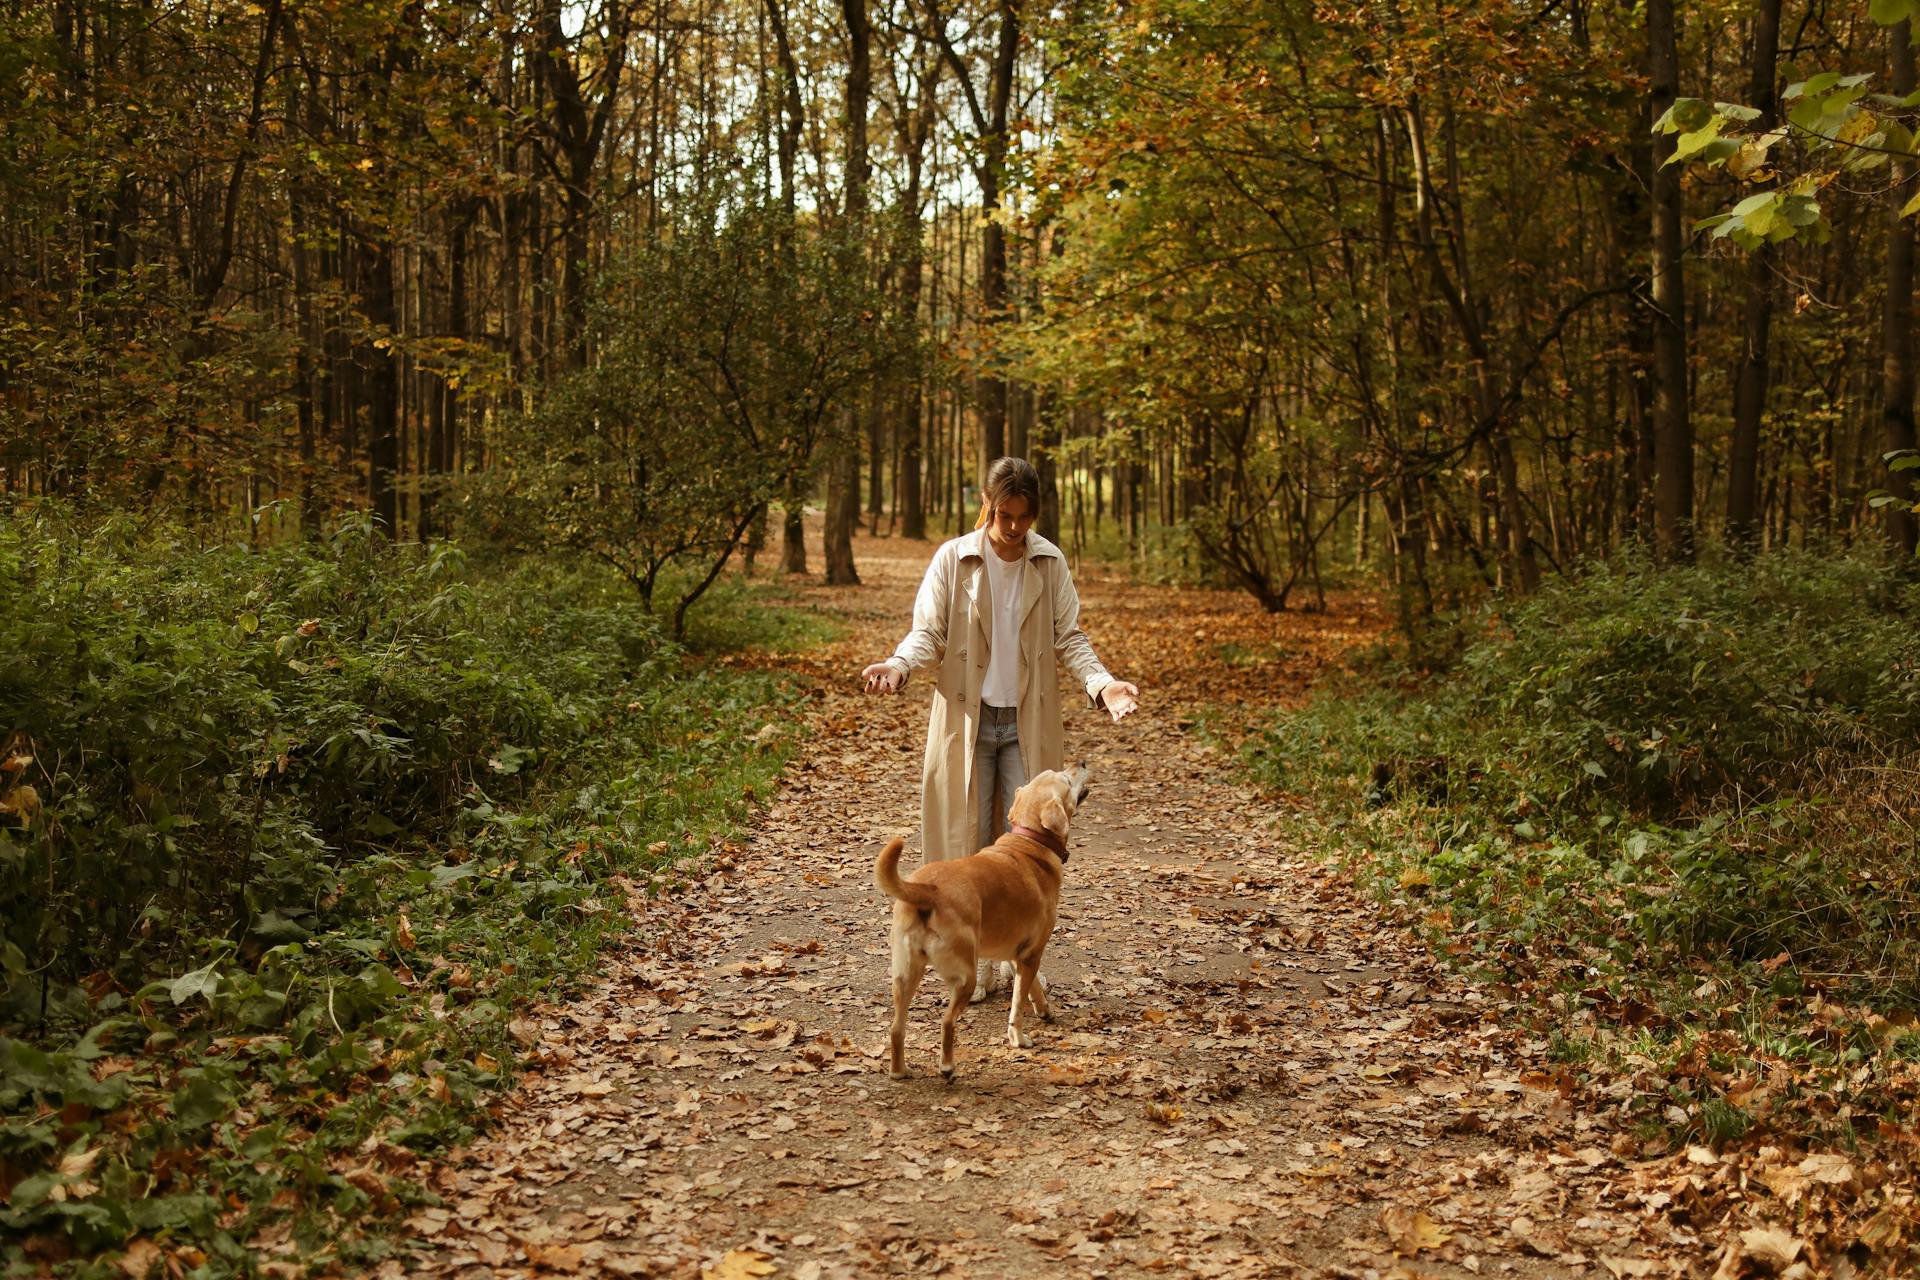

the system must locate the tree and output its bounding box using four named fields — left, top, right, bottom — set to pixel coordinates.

left=823, top=0, right=873, bottom=585
left=1647, top=0, right=1694, bottom=562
